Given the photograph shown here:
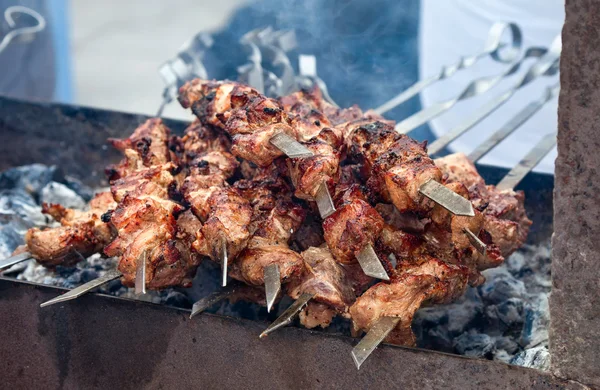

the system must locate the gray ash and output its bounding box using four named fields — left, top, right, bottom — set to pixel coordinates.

left=413, top=243, right=552, bottom=370
left=0, top=164, right=551, bottom=370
